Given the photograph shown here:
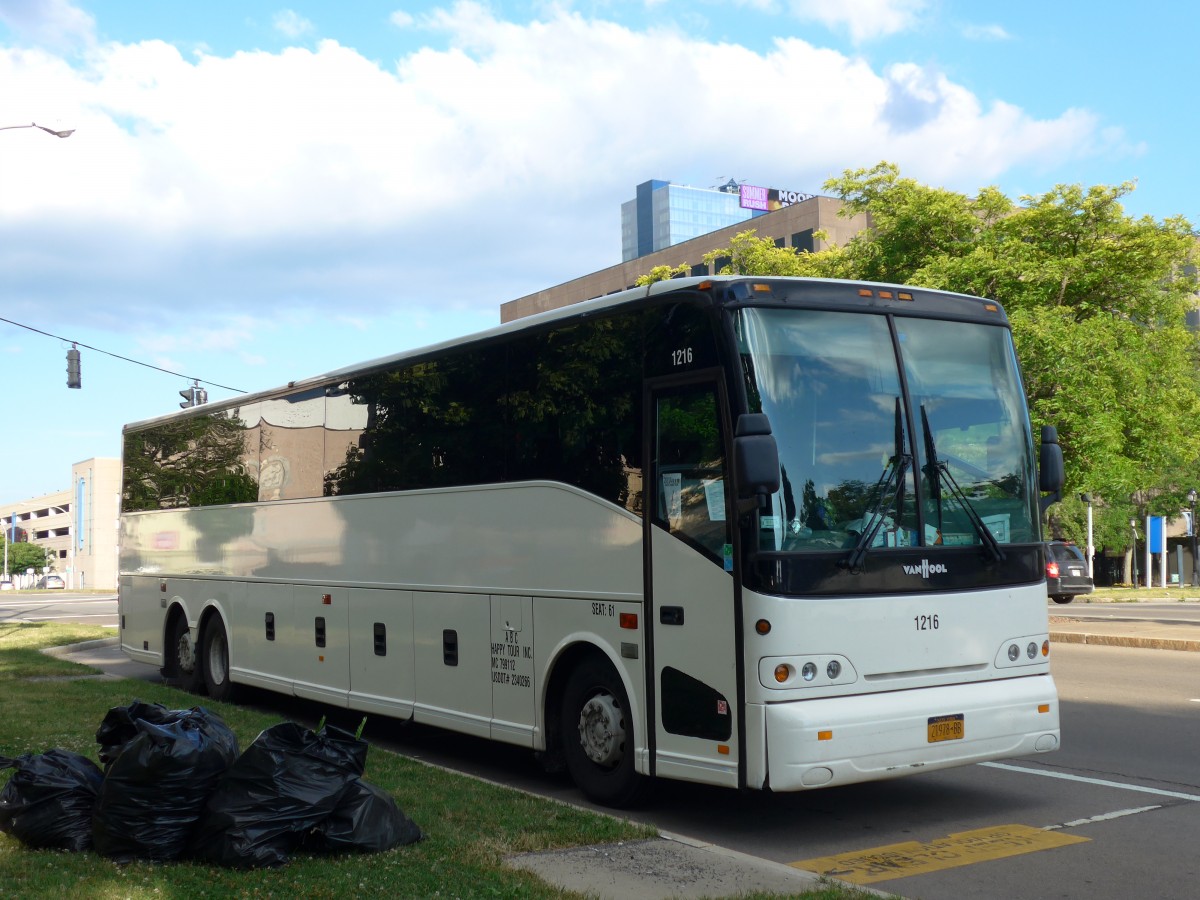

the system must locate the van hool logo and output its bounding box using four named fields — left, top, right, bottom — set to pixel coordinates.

left=902, top=559, right=948, bottom=578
